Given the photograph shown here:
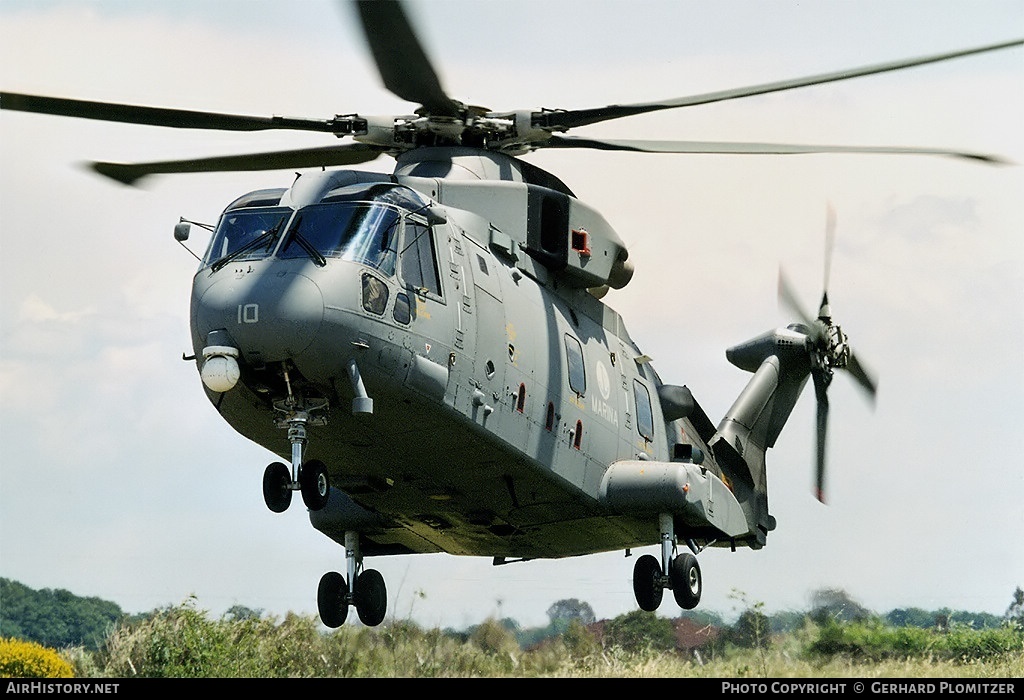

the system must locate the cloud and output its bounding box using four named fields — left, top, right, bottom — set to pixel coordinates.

left=18, top=293, right=97, bottom=323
